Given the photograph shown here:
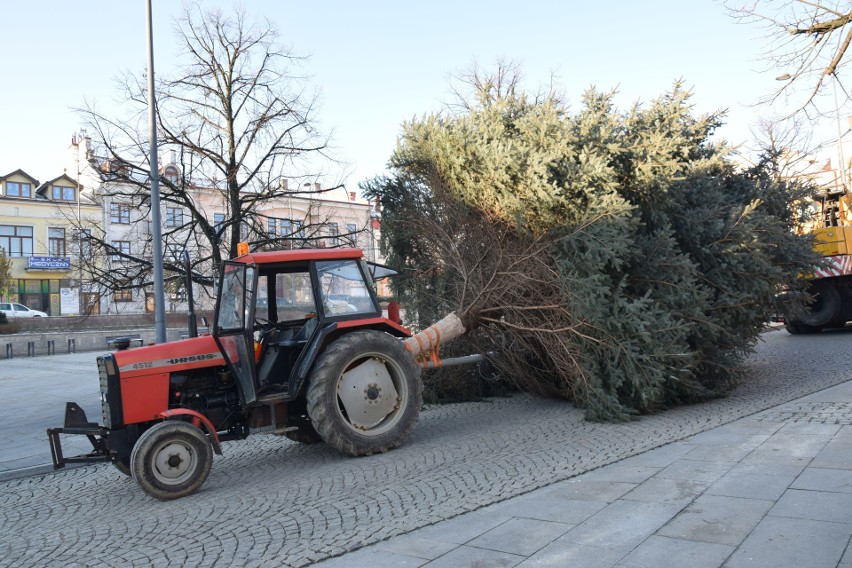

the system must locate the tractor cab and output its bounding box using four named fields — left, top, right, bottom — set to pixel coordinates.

left=213, top=248, right=391, bottom=407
